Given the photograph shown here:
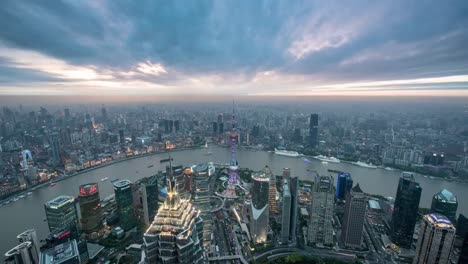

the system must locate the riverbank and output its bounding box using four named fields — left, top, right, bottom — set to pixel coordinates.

left=0, top=146, right=203, bottom=205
